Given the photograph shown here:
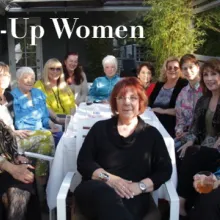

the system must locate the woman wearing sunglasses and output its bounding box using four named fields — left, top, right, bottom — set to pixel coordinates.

left=149, top=57, right=187, bottom=138
left=35, top=58, right=76, bottom=120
